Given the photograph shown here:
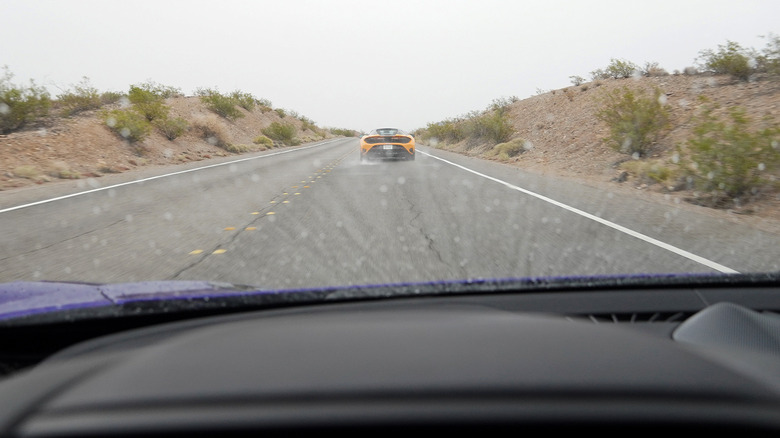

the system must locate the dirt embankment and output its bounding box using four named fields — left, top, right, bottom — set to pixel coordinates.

left=425, top=74, right=780, bottom=229
left=0, top=97, right=330, bottom=190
